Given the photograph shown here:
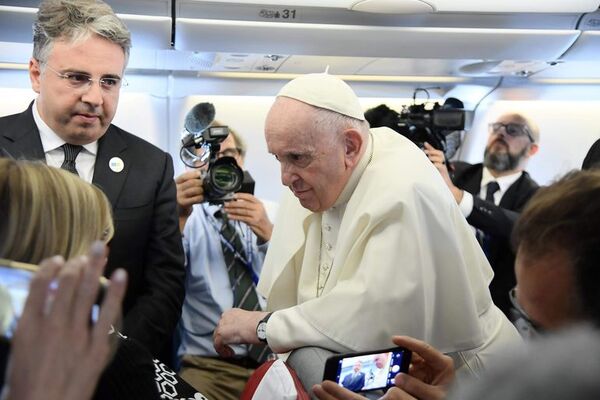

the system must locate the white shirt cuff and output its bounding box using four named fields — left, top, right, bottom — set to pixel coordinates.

left=459, top=190, right=474, bottom=218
